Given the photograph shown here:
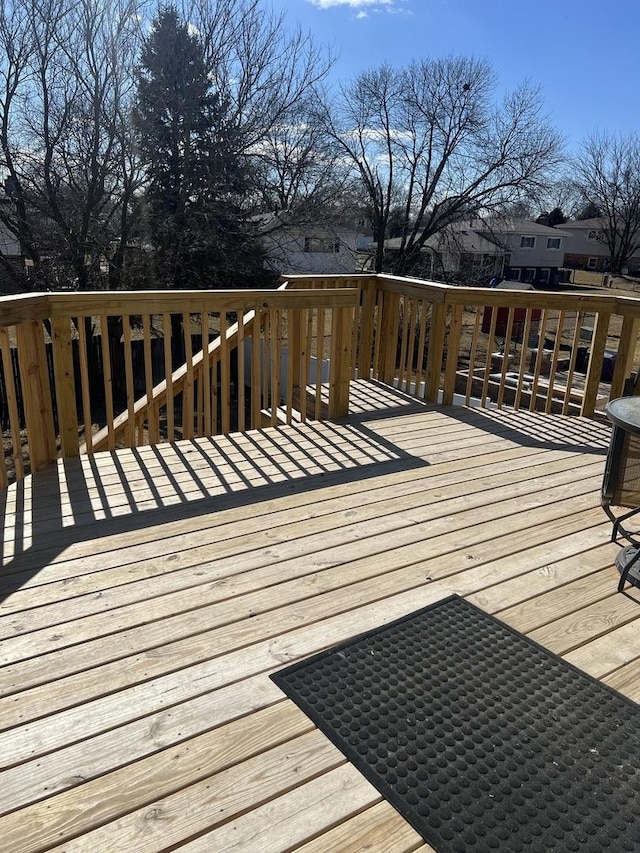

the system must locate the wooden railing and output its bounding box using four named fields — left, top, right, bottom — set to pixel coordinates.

left=0, top=287, right=357, bottom=487
left=3, top=273, right=640, bottom=489
left=287, top=273, right=640, bottom=416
